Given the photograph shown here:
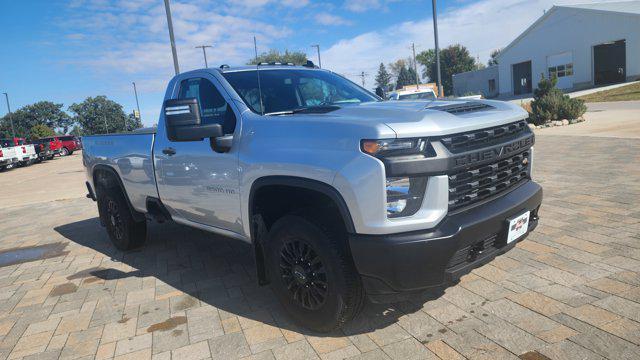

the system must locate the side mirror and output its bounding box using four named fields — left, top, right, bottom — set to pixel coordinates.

left=164, top=98, right=222, bottom=141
